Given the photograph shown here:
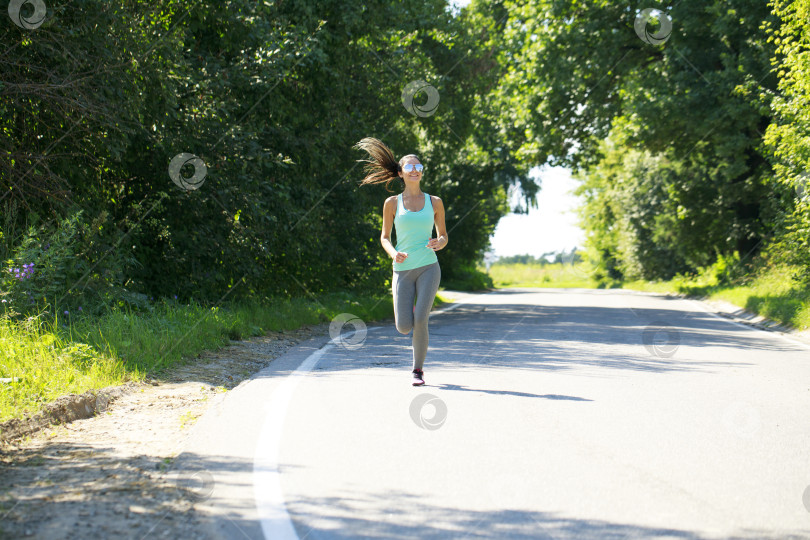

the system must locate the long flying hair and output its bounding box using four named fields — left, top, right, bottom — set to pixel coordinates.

left=354, top=137, right=420, bottom=192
